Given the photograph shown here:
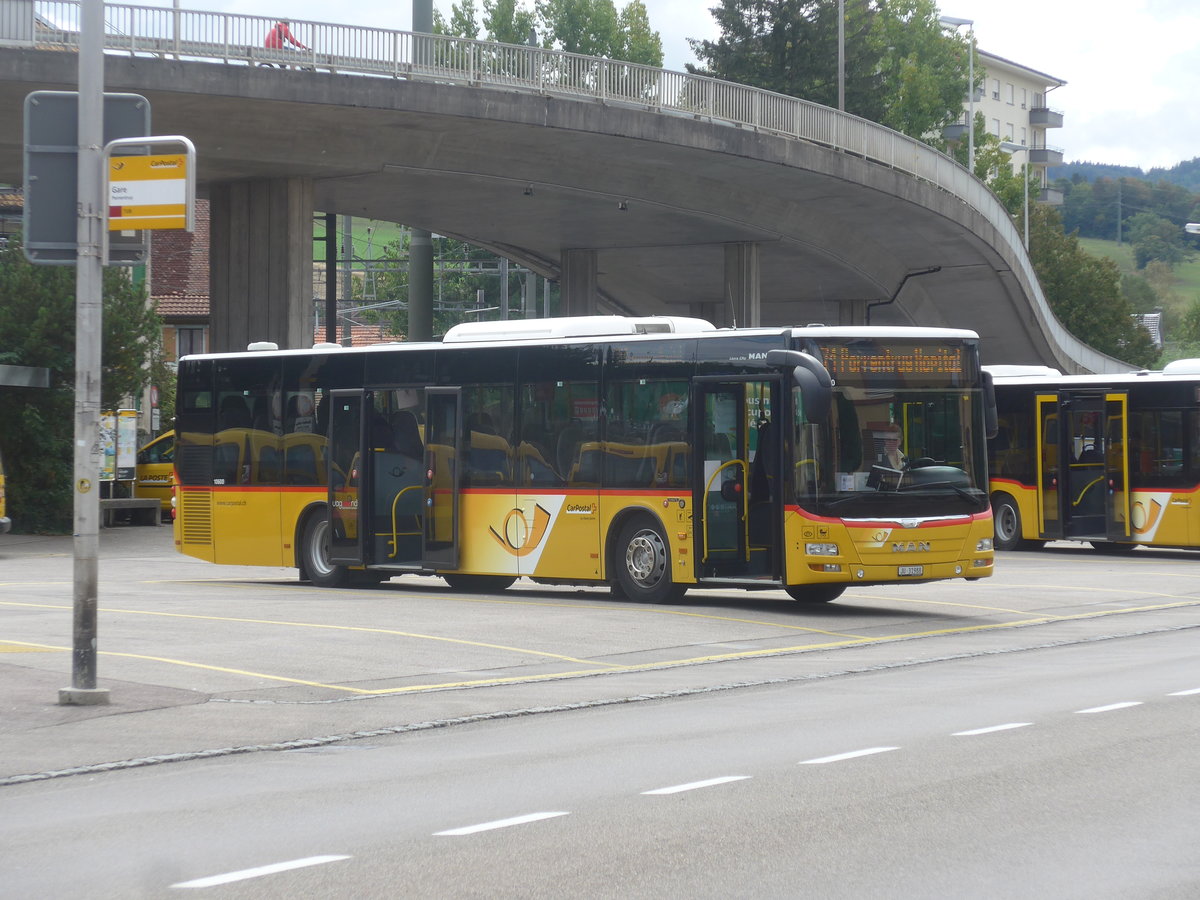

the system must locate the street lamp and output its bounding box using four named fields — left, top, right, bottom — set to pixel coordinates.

left=940, top=16, right=975, bottom=174
left=1000, top=141, right=1030, bottom=251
